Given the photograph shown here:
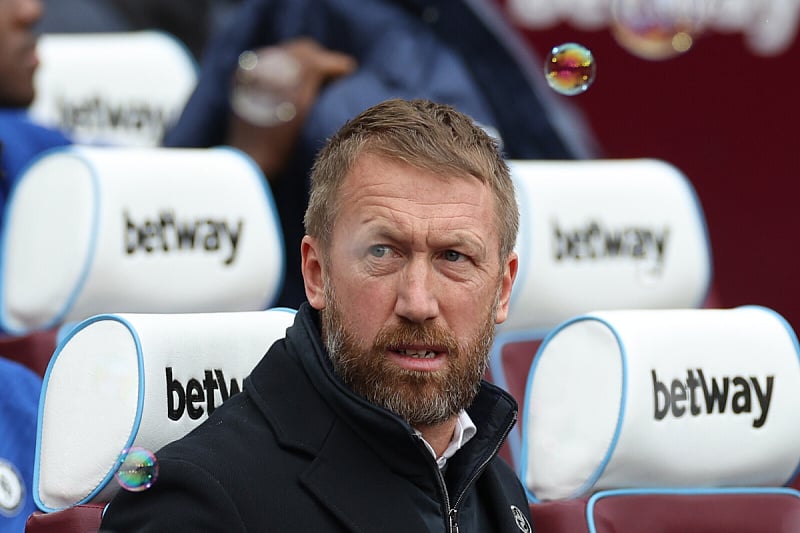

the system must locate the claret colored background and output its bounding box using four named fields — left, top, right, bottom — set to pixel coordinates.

left=498, top=0, right=800, bottom=330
